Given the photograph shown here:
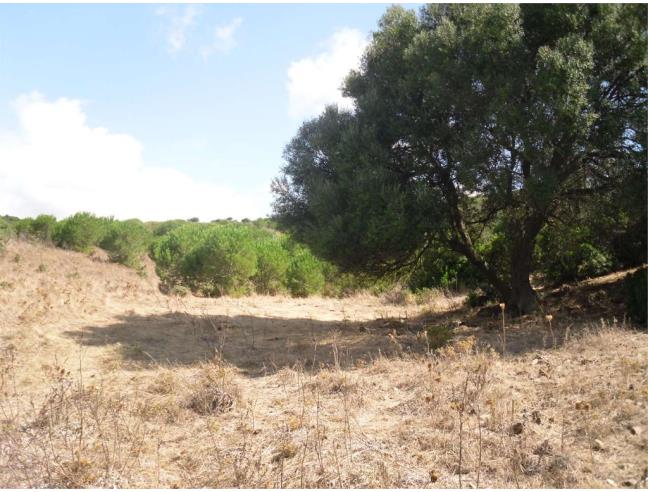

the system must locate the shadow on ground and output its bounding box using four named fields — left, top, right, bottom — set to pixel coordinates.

left=63, top=311, right=434, bottom=376
left=61, top=282, right=633, bottom=376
